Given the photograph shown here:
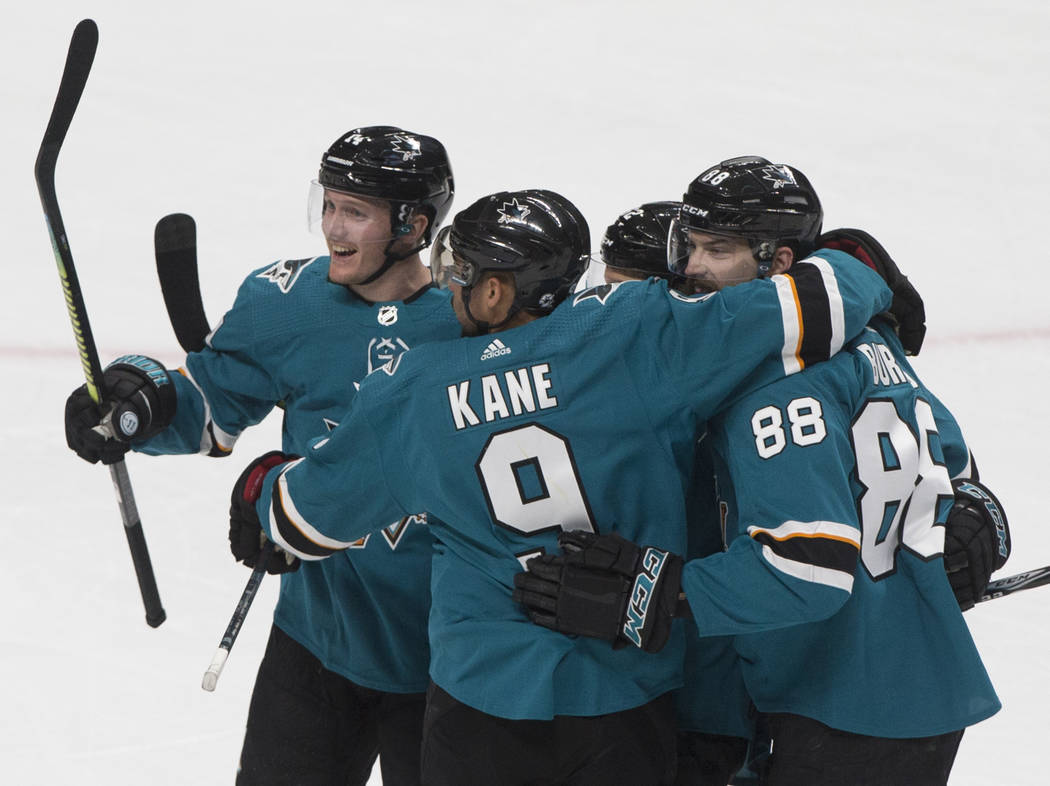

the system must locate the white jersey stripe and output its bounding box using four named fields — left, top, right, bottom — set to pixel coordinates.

left=270, top=459, right=360, bottom=560
left=748, top=519, right=860, bottom=547
left=774, top=275, right=803, bottom=375
left=810, top=256, right=846, bottom=356
left=179, top=366, right=238, bottom=454
left=760, top=545, right=856, bottom=593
